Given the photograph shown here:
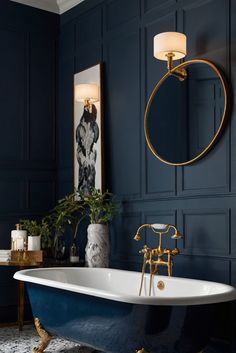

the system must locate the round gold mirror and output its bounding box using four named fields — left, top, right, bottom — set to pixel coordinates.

left=144, top=59, right=229, bottom=166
